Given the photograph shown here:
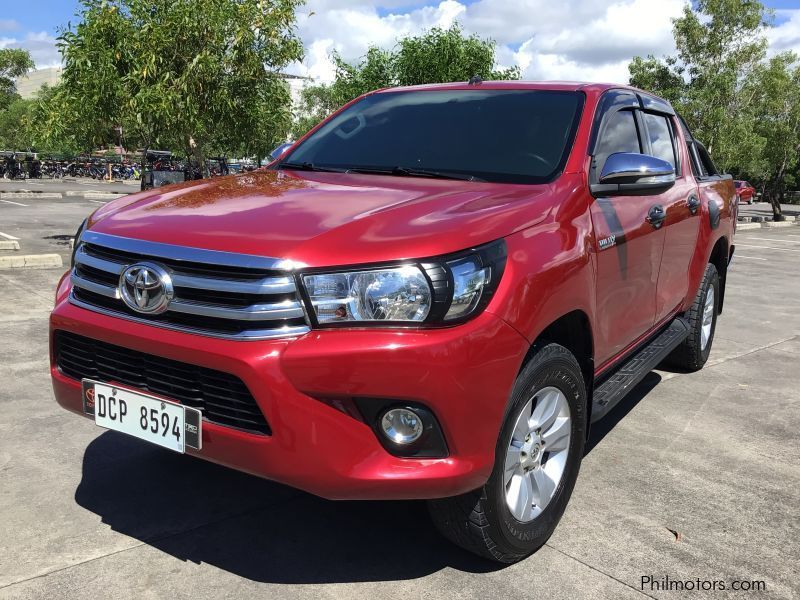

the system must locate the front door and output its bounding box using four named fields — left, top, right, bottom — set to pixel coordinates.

left=589, top=107, right=666, bottom=368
